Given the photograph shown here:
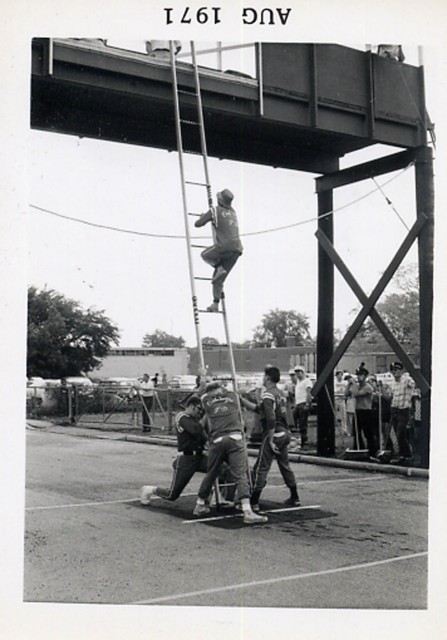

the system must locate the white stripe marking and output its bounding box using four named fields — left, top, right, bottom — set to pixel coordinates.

left=182, top=504, right=321, bottom=524
left=131, top=551, right=427, bottom=605
left=26, top=498, right=139, bottom=511
left=299, top=475, right=388, bottom=486
left=23, top=476, right=398, bottom=512
left=25, top=491, right=200, bottom=511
